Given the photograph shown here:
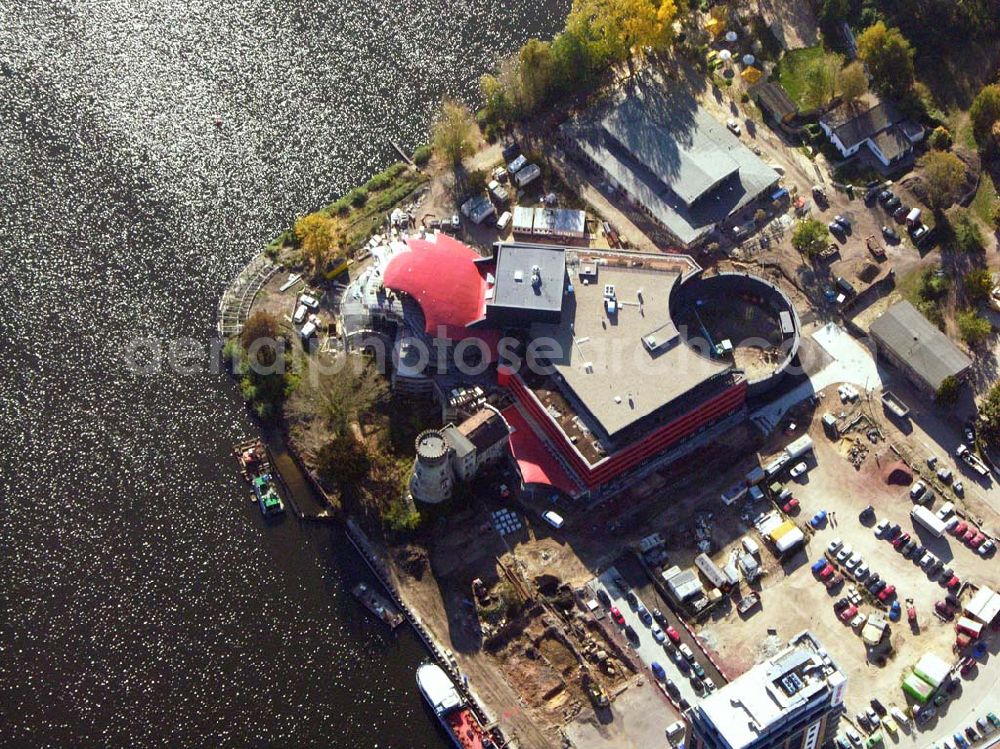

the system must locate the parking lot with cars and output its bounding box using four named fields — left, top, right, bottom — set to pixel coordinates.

left=591, top=567, right=719, bottom=711
left=696, top=384, right=1000, bottom=749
